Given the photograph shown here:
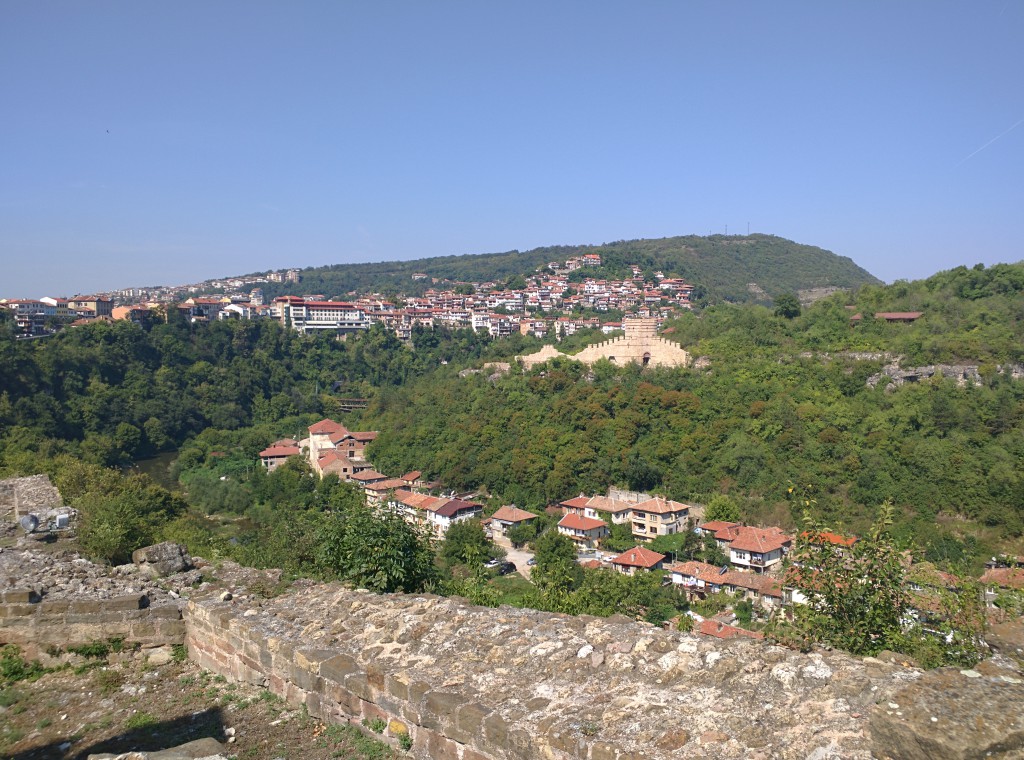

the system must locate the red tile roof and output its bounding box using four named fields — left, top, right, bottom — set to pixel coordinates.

left=801, top=530, right=858, bottom=548
left=729, top=526, right=791, bottom=554
left=401, top=471, right=423, bottom=482
left=351, top=470, right=387, bottom=482
left=632, top=497, right=690, bottom=515
left=259, top=445, right=301, bottom=458
left=309, top=418, right=344, bottom=434
left=491, top=506, right=537, bottom=523
left=558, top=514, right=608, bottom=532
left=980, top=568, right=1024, bottom=589
left=697, top=620, right=764, bottom=640
left=611, top=546, right=666, bottom=569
